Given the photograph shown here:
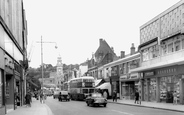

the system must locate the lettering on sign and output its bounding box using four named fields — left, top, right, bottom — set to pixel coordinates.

left=130, top=76, right=137, bottom=79
left=157, top=68, right=176, bottom=75
left=144, top=71, right=154, bottom=77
